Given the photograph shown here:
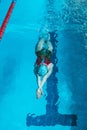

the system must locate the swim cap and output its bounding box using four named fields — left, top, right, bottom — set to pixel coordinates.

left=38, top=64, right=48, bottom=76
